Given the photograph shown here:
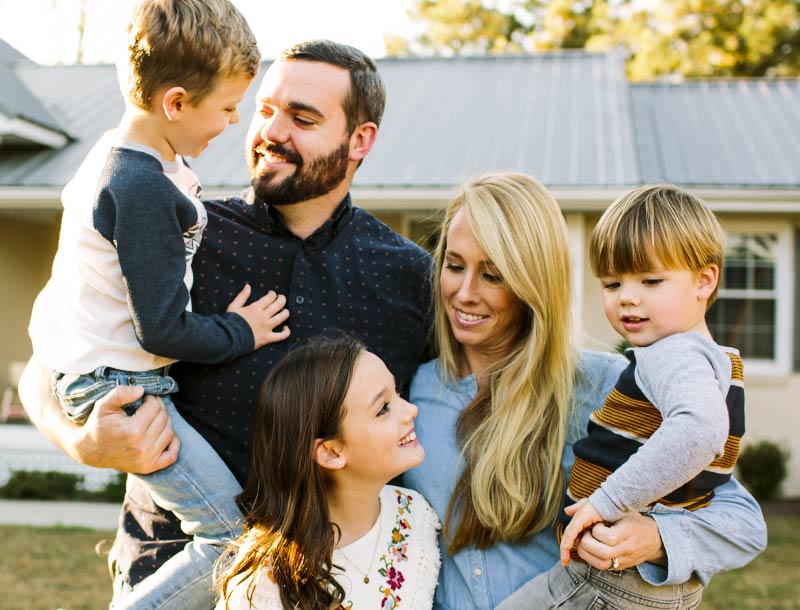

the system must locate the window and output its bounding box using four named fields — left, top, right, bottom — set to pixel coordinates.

left=707, top=227, right=793, bottom=375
